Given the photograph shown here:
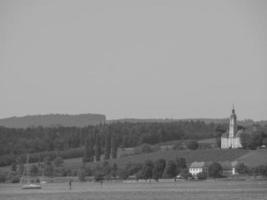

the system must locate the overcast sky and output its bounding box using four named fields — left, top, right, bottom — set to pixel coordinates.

left=0, top=0, right=266, bottom=120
